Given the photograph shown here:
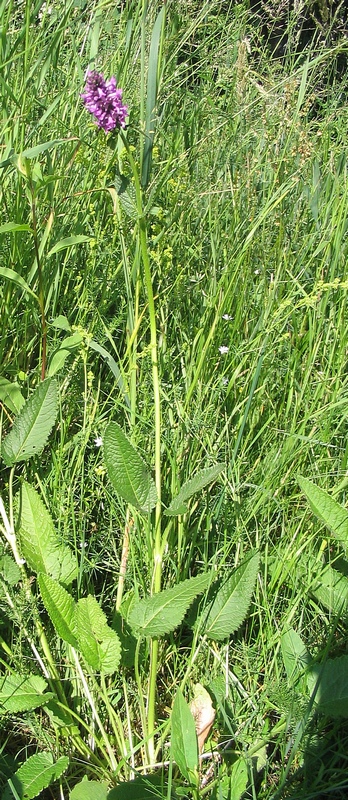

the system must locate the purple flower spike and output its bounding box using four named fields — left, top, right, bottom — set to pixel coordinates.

left=81, top=71, right=128, bottom=132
